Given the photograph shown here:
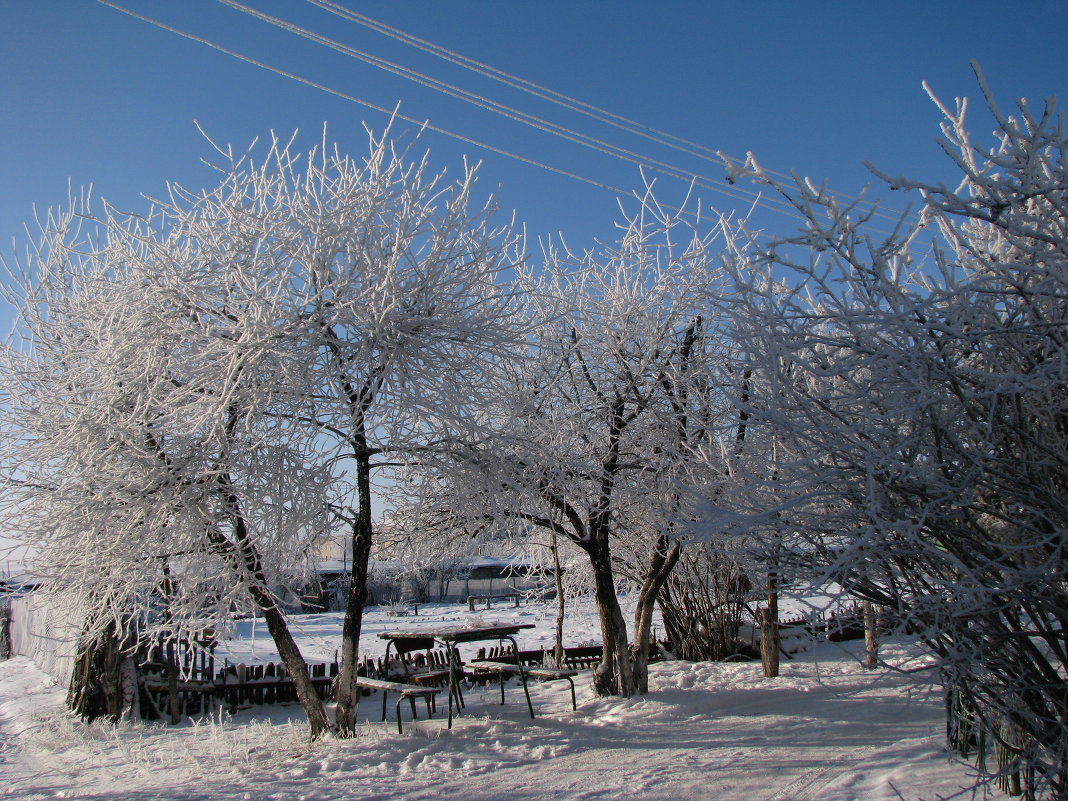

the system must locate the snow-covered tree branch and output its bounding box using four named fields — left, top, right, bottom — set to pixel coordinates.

left=717, top=66, right=1068, bottom=798
left=0, top=124, right=526, bottom=738
left=443, top=186, right=739, bottom=696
